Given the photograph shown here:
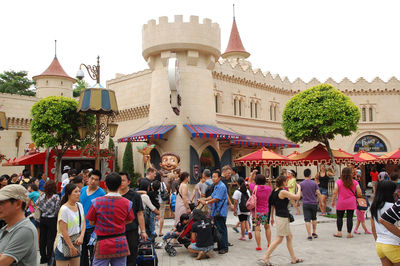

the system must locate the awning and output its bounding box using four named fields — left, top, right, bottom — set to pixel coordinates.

left=184, top=124, right=243, bottom=140
left=231, top=135, right=299, bottom=148
left=2, top=152, right=46, bottom=166
left=234, top=147, right=292, bottom=166
left=118, top=125, right=176, bottom=142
